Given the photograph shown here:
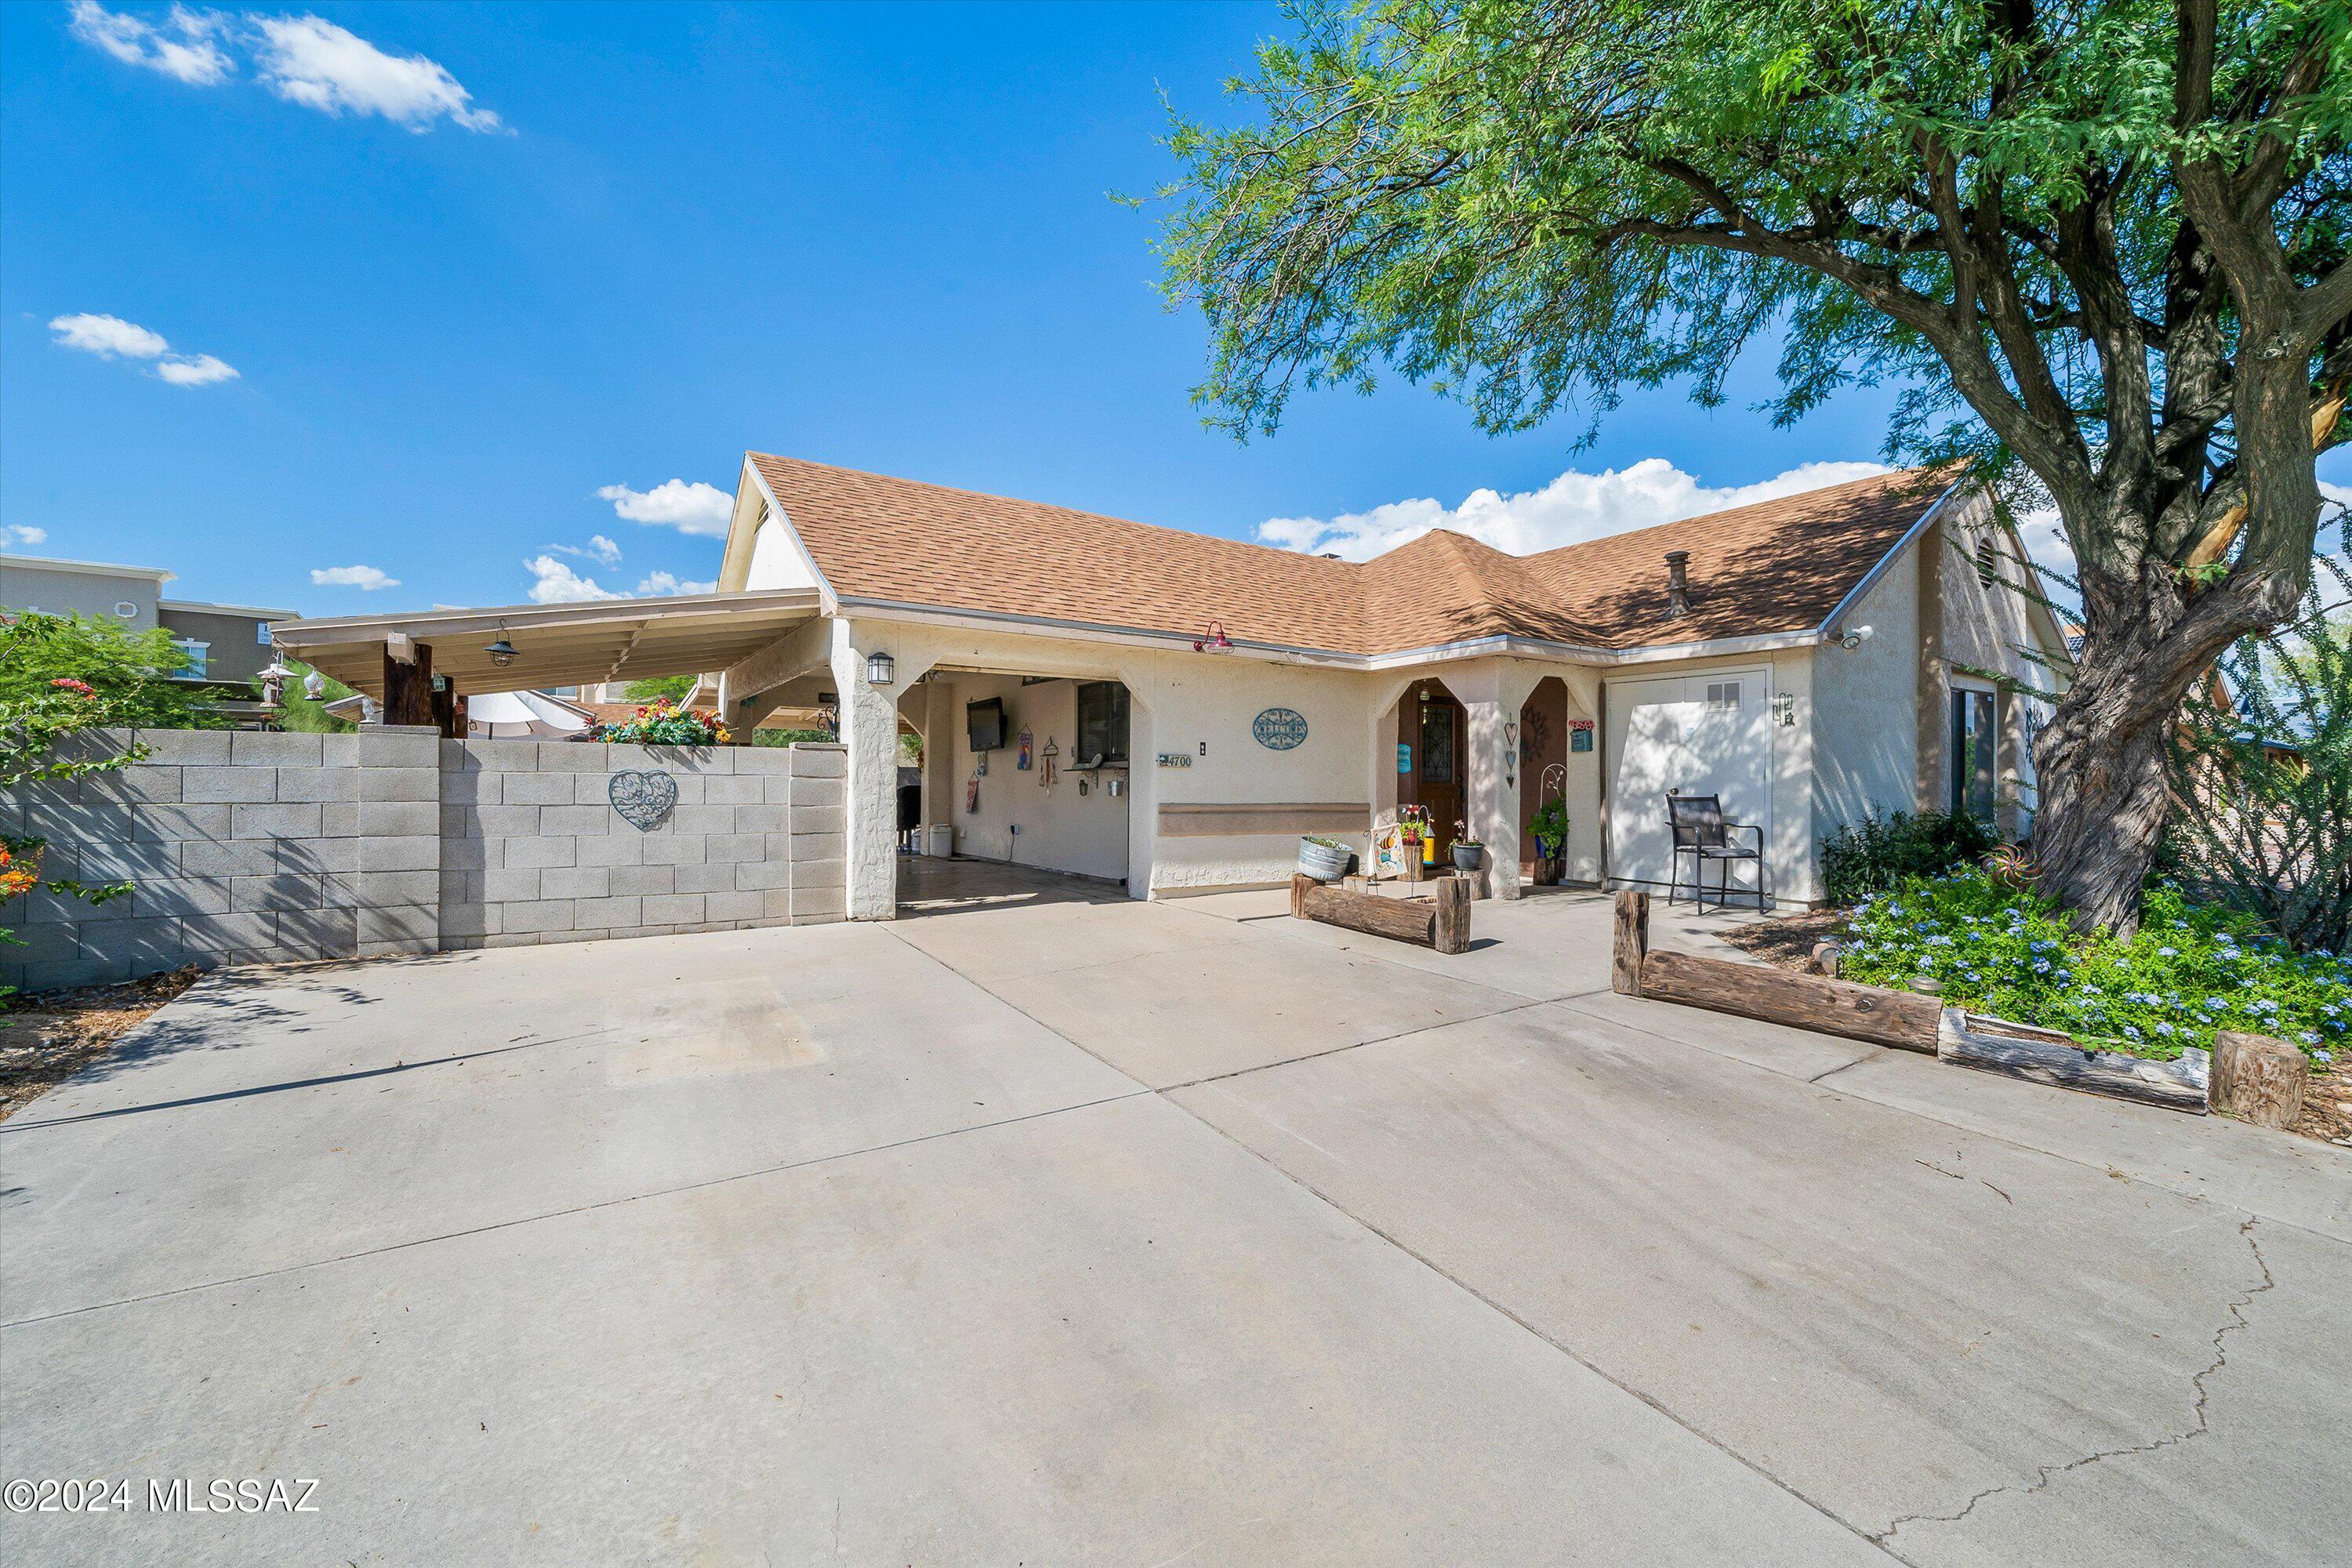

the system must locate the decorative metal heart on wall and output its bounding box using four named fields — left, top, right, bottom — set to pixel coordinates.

left=608, top=770, right=678, bottom=832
